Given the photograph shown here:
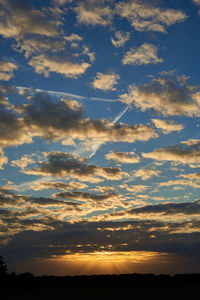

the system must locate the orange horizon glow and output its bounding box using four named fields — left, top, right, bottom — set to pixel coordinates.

left=46, top=250, right=169, bottom=275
